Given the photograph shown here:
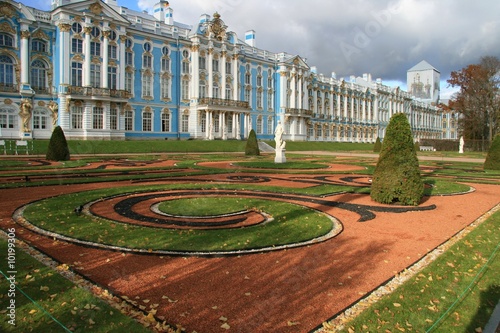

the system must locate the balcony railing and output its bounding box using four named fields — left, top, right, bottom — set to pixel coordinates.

left=198, top=97, right=250, bottom=109
left=67, top=86, right=131, bottom=99
left=285, top=108, right=313, bottom=117
left=0, top=83, right=17, bottom=93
